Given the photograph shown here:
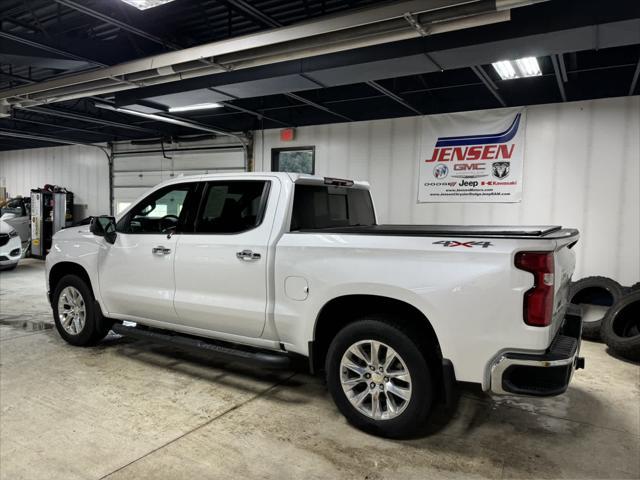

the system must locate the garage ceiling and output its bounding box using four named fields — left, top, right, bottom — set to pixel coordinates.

left=0, top=0, right=638, bottom=151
